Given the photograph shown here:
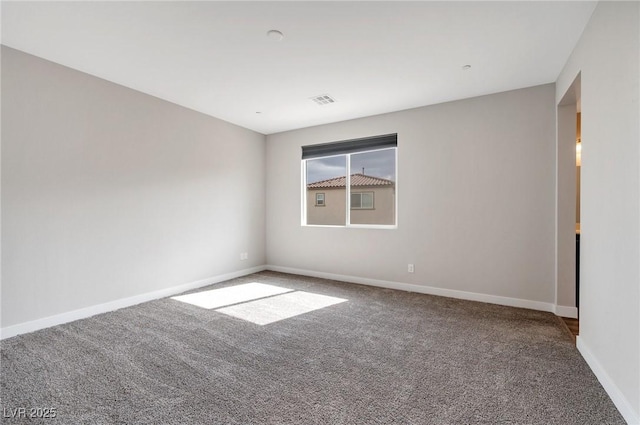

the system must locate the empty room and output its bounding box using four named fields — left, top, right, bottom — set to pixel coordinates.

left=1, top=1, right=638, bottom=424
